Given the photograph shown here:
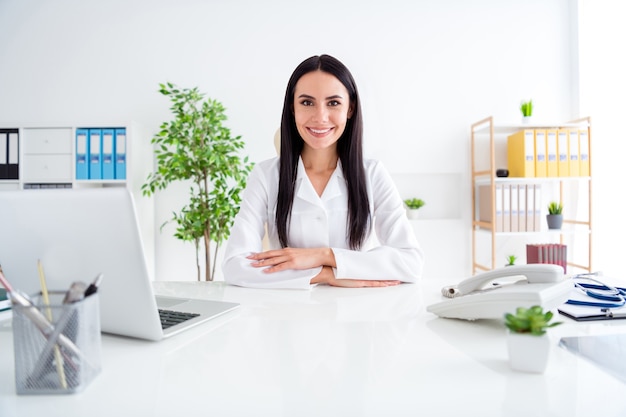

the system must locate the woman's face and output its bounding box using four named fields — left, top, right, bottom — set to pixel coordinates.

left=293, top=70, right=353, bottom=151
